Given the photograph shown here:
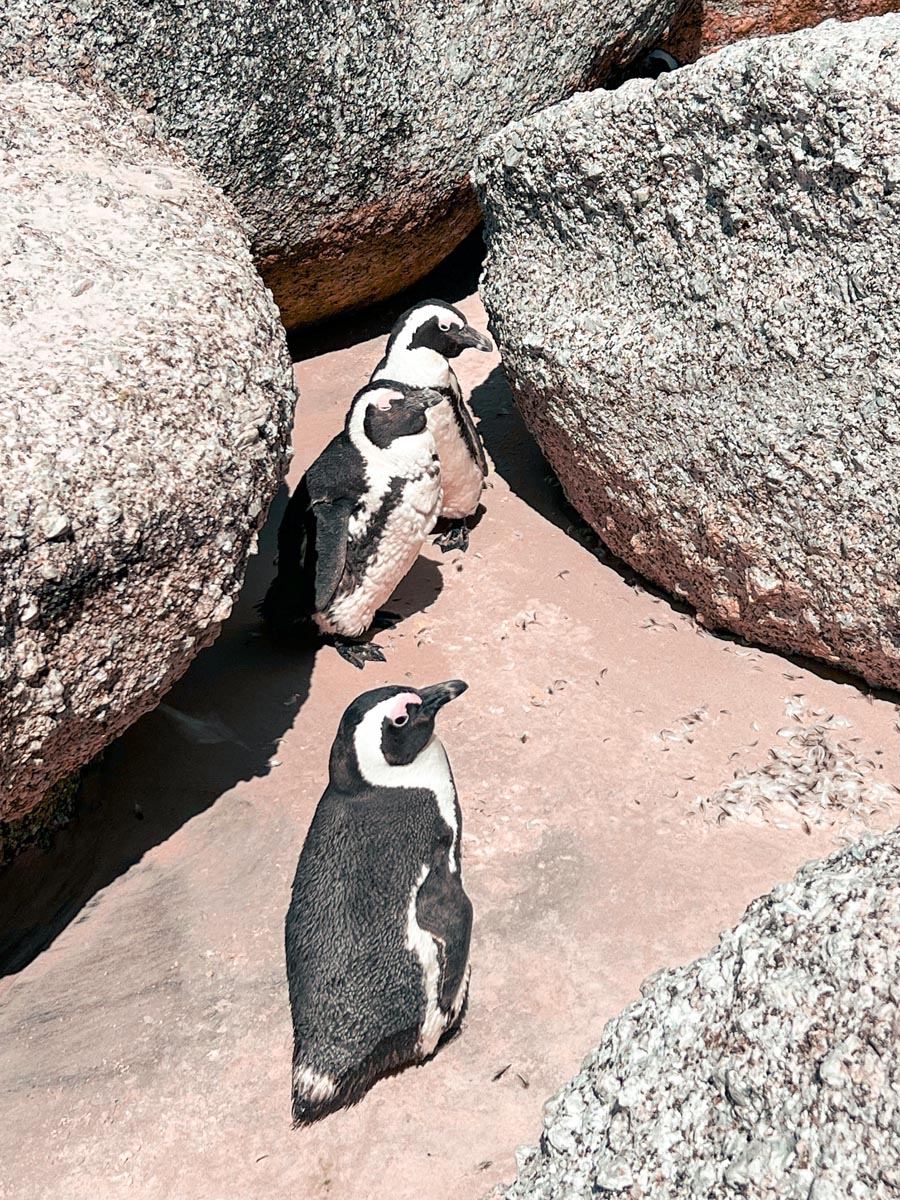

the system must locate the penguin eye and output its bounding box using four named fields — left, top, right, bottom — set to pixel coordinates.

left=392, top=714, right=409, bottom=728
left=438, top=321, right=451, bottom=332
